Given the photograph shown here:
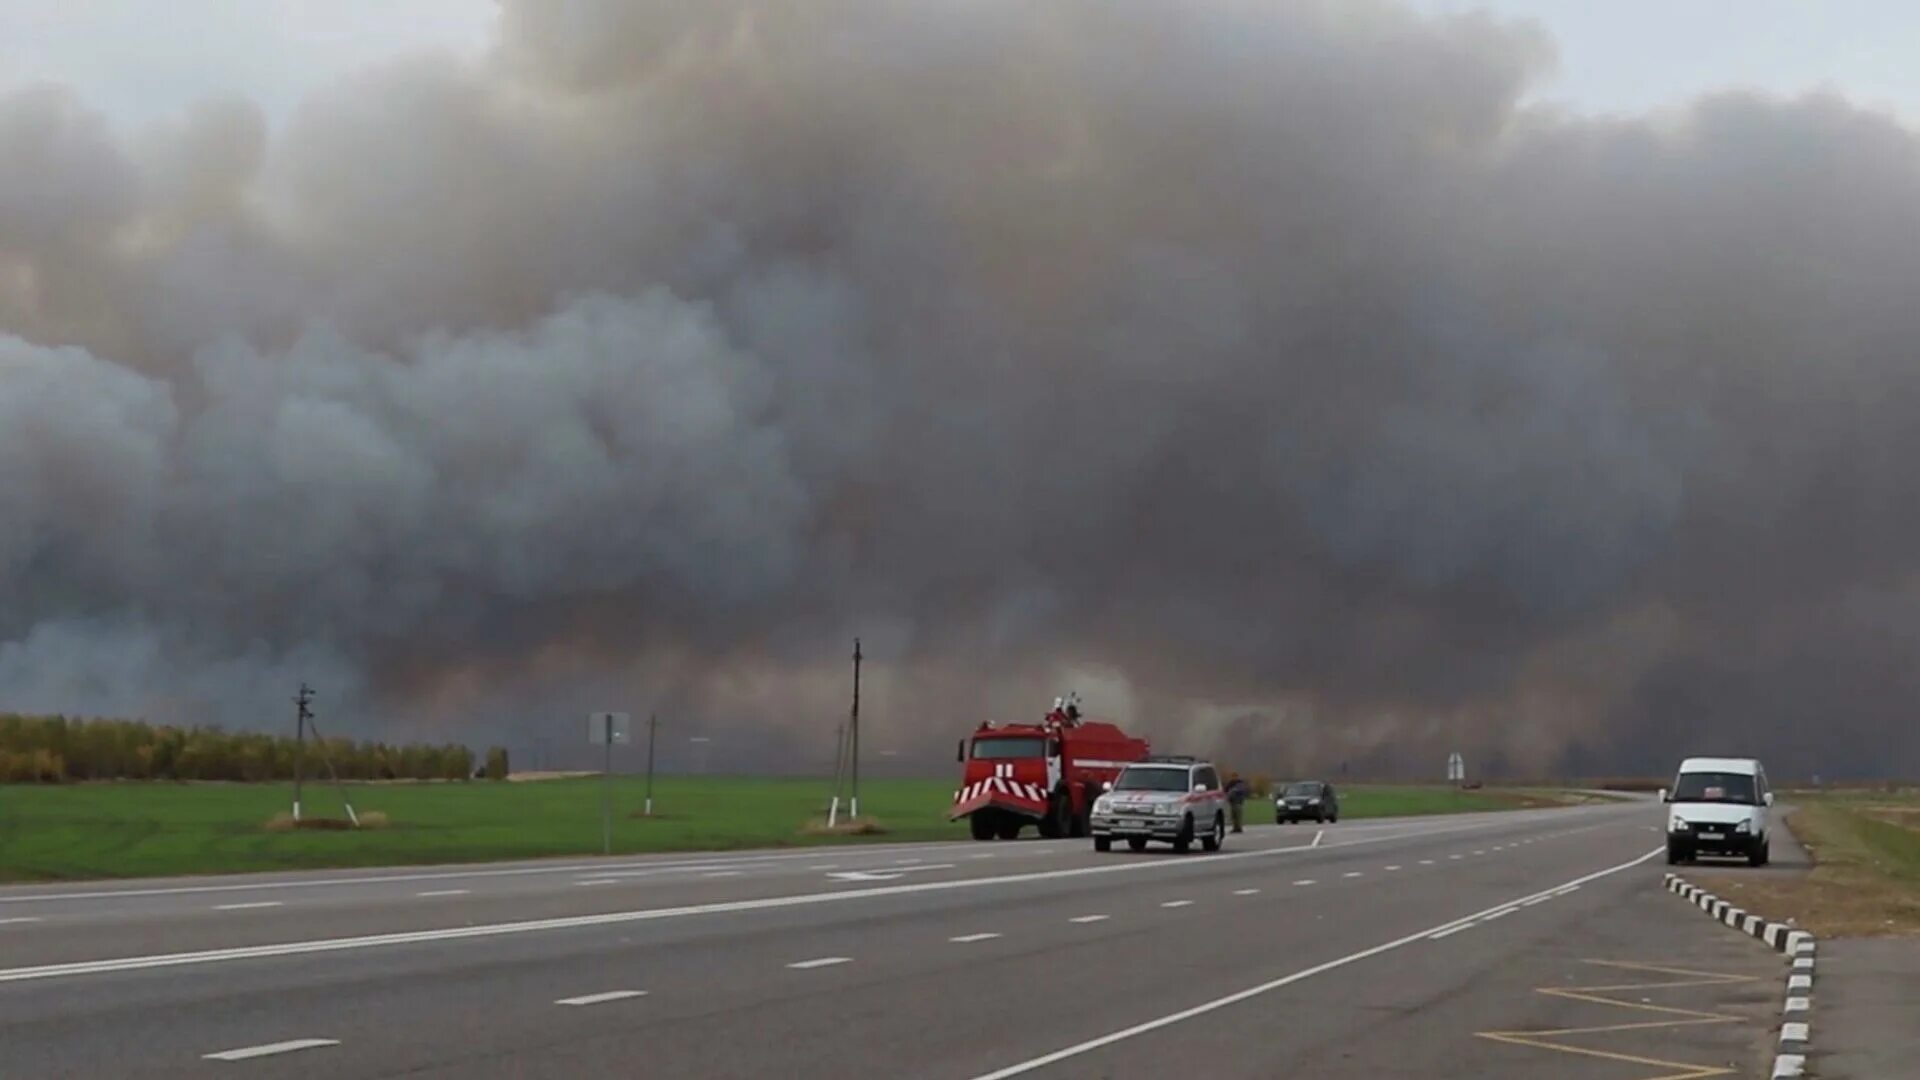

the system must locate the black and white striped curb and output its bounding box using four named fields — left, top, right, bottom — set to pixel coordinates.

left=1664, top=874, right=1815, bottom=1079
